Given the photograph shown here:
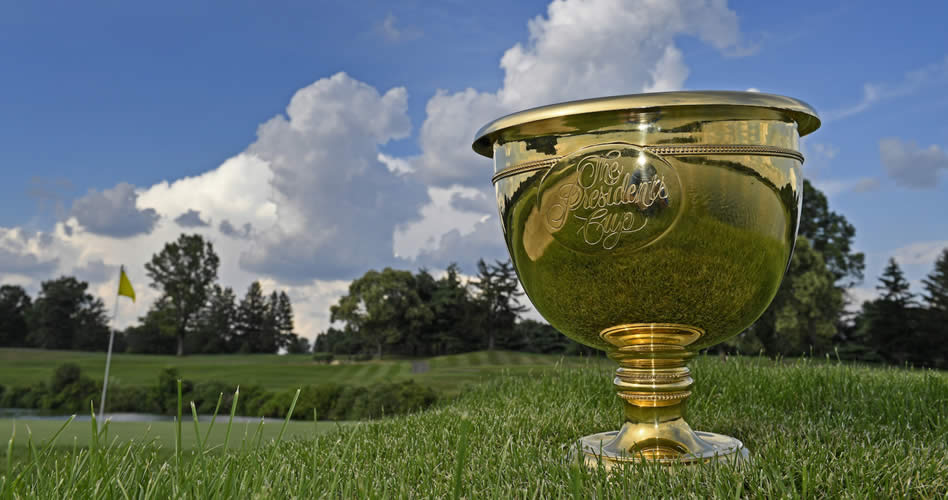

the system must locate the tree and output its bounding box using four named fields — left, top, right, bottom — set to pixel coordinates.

left=428, top=264, right=476, bottom=355
left=330, top=268, right=432, bottom=359
left=145, top=234, right=220, bottom=356
left=275, top=291, right=295, bottom=343
left=0, top=285, right=32, bottom=347
left=124, top=305, right=178, bottom=354
left=859, top=258, right=919, bottom=364
left=262, top=290, right=296, bottom=353
left=190, top=285, right=238, bottom=354
left=235, top=282, right=274, bottom=353
left=27, top=276, right=110, bottom=351
left=799, top=180, right=866, bottom=287
left=470, top=259, right=527, bottom=351
left=285, top=334, right=310, bottom=354
left=921, top=248, right=948, bottom=312
left=920, top=248, right=948, bottom=367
